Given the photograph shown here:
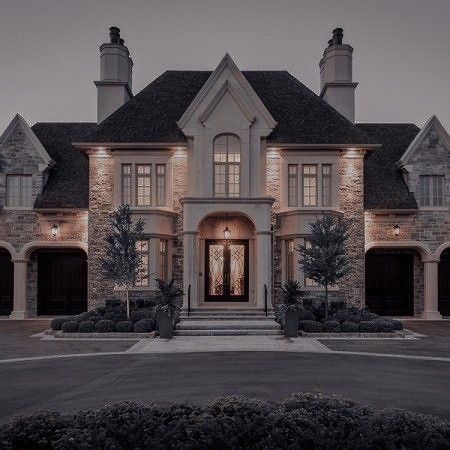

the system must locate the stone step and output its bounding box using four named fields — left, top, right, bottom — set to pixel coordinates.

left=181, top=315, right=275, bottom=321
left=174, top=329, right=282, bottom=336
left=181, top=309, right=273, bottom=317
left=177, top=320, right=280, bottom=330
